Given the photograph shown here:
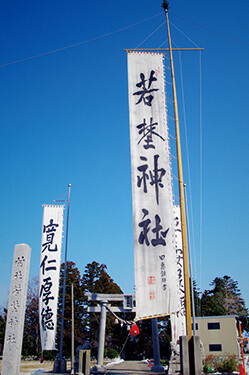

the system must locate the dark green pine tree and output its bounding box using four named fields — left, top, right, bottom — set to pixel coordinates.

left=22, top=276, right=40, bottom=356
left=201, top=275, right=248, bottom=319
left=0, top=309, right=6, bottom=355
left=82, top=261, right=124, bottom=356
left=81, top=261, right=123, bottom=294
left=57, top=261, right=87, bottom=357
left=191, top=279, right=202, bottom=317
left=201, top=290, right=227, bottom=317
